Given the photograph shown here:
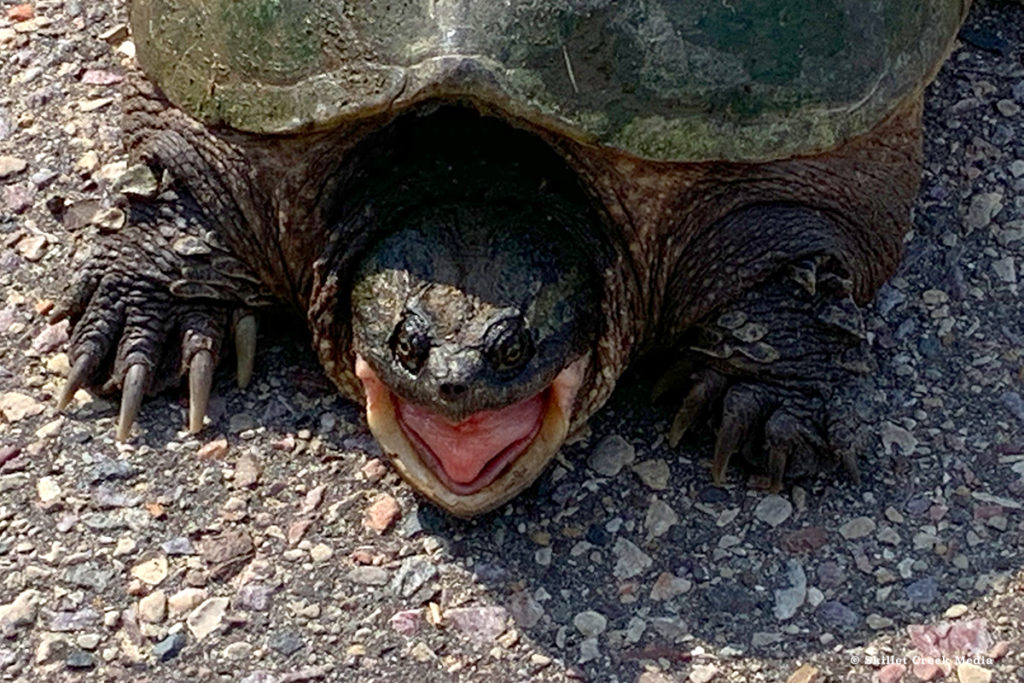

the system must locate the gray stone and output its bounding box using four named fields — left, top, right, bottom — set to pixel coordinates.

left=817, top=601, right=860, bottom=632
left=773, top=560, right=807, bottom=621
left=992, top=257, right=1016, bottom=283
left=573, top=610, right=607, bottom=637
left=644, top=496, right=678, bottom=538
left=508, top=591, right=544, bottom=629
left=964, top=192, right=1003, bottom=231
left=754, top=494, right=793, bottom=527
left=839, top=516, right=876, bottom=540
left=446, top=606, right=508, bottom=643
left=632, top=459, right=670, bottom=490
left=390, top=555, right=437, bottom=598
left=346, top=566, right=389, bottom=586
left=153, top=632, right=187, bottom=661
left=268, top=630, right=304, bottom=656
left=578, top=637, right=600, bottom=664
left=588, top=435, right=635, bottom=477
left=612, top=538, right=653, bottom=580
left=905, top=577, right=938, bottom=605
